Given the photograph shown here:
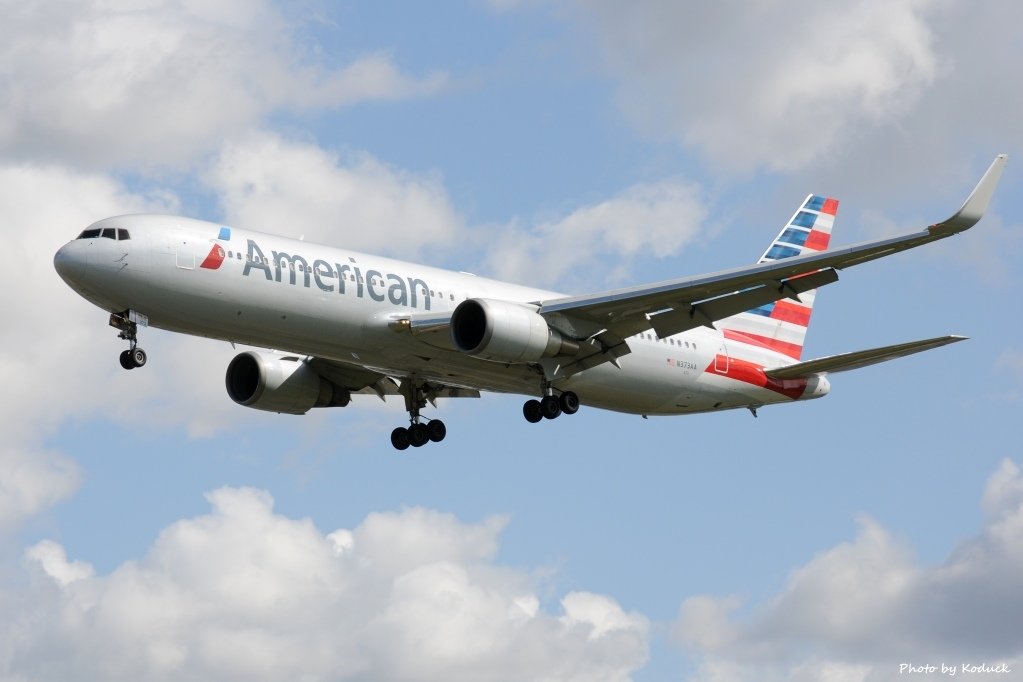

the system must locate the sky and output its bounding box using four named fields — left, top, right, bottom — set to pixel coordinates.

left=1, top=1, right=1022, bottom=680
